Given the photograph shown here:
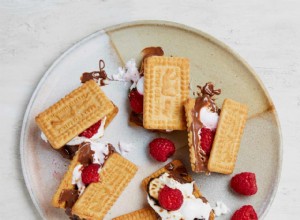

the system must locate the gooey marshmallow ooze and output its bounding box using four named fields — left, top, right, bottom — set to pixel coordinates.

left=148, top=173, right=212, bottom=220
